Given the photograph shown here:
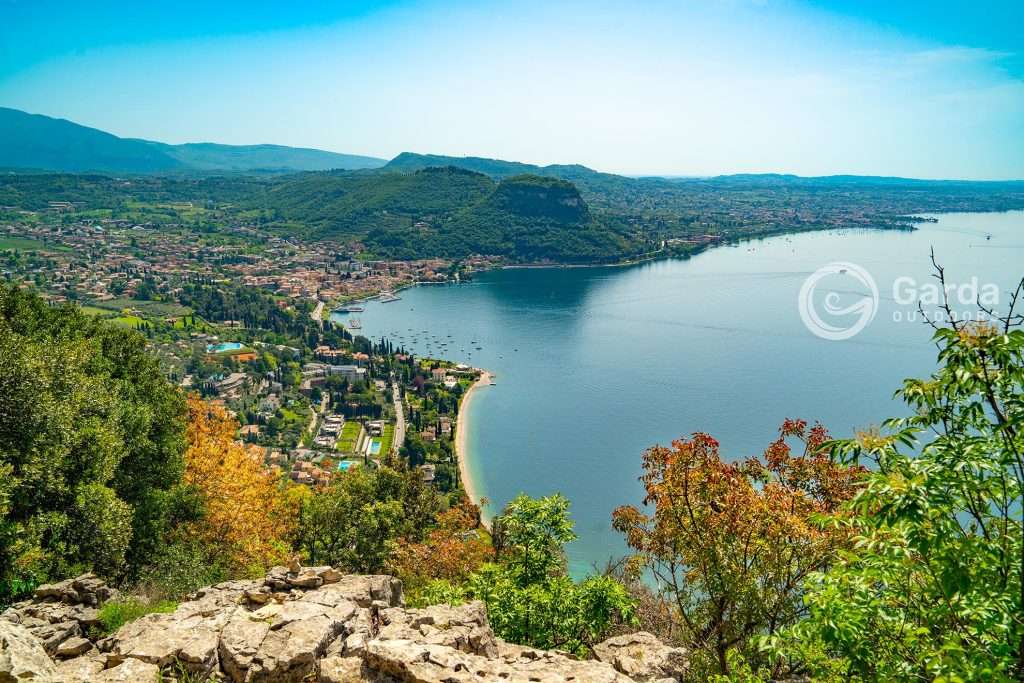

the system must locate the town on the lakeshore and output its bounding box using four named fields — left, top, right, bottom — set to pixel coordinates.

left=0, top=202, right=492, bottom=501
